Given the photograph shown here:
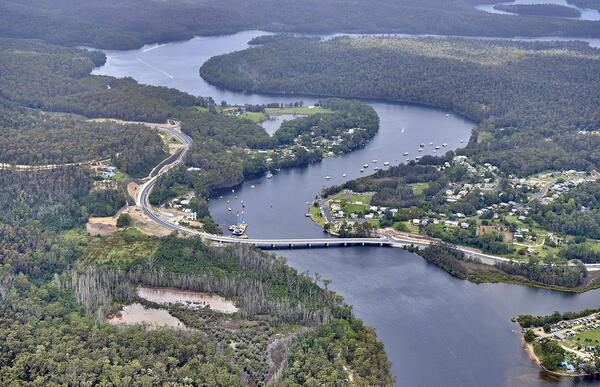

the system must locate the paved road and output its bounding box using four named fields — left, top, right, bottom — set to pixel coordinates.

left=534, top=179, right=555, bottom=200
